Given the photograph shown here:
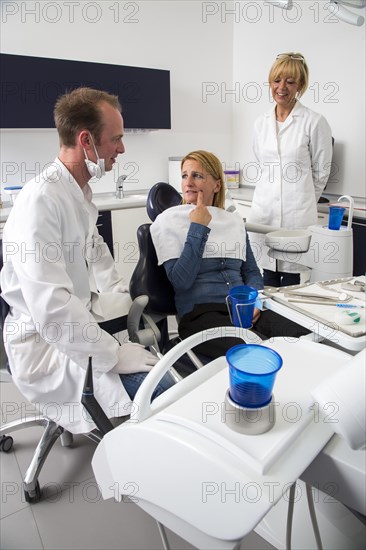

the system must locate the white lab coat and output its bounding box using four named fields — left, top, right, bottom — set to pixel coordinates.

left=1, top=159, right=133, bottom=433
left=248, top=101, right=333, bottom=272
